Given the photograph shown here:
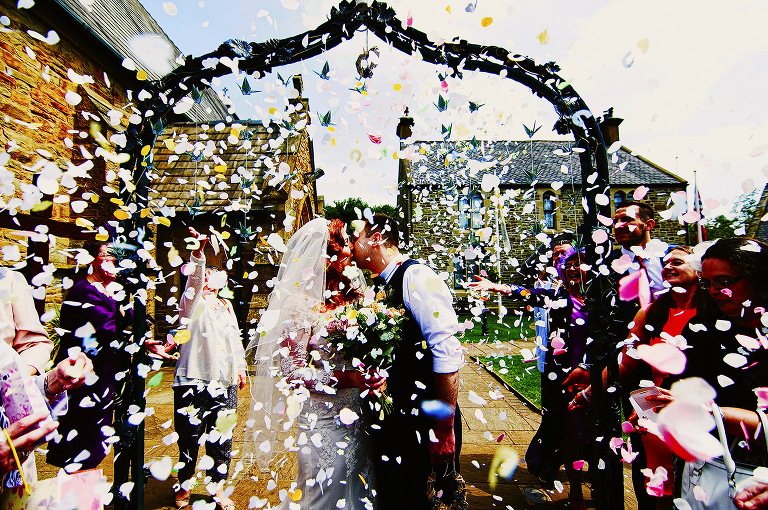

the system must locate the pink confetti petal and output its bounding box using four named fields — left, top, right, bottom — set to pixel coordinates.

left=609, top=437, right=624, bottom=453
left=551, top=337, right=565, bottom=350
left=636, top=343, right=687, bottom=375
left=621, top=446, right=639, bottom=463
left=368, top=133, right=382, bottom=144
left=755, top=388, right=768, bottom=408
left=572, top=460, right=585, bottom=470
left=301, top=267, right=315, bottom=281
left=622, top=421, right=635, bottom=434
left=633, top=186, right=649, bottom=200
left=611, top=253, right=634, bottom=274
left=693, top=485, right=708, bottom=502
